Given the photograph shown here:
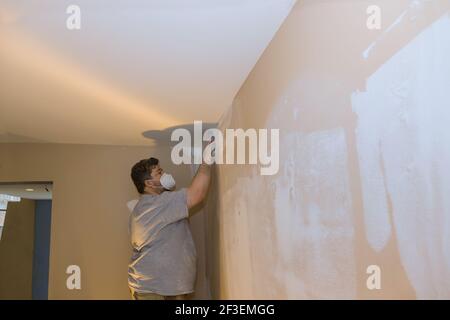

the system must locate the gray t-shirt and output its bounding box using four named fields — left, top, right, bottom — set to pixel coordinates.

left=128, top=189, right=197, bottom=295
